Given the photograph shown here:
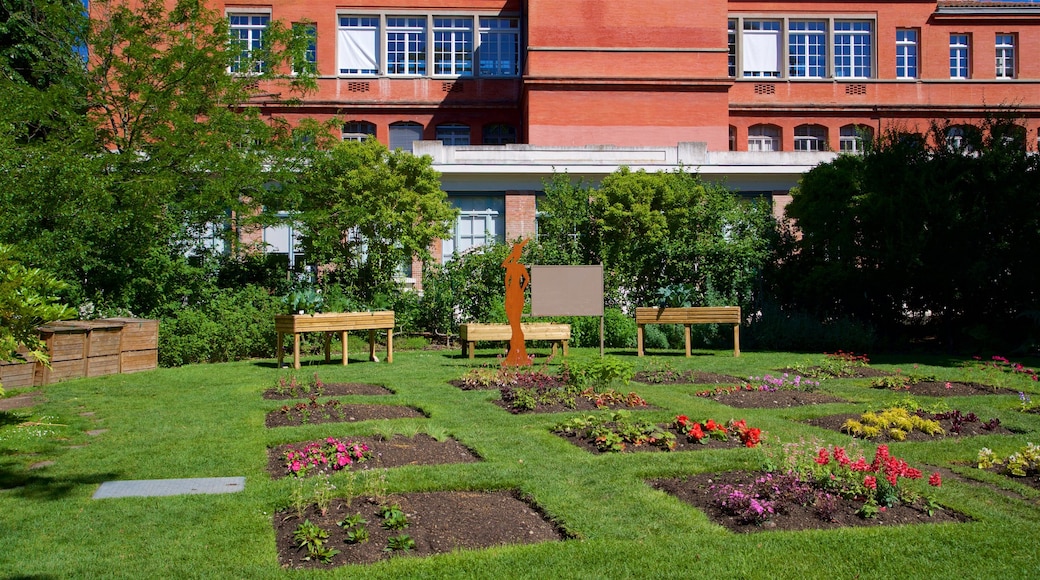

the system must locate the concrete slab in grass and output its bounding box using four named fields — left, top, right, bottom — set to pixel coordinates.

left=93, top=477, right=245, bottom=499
